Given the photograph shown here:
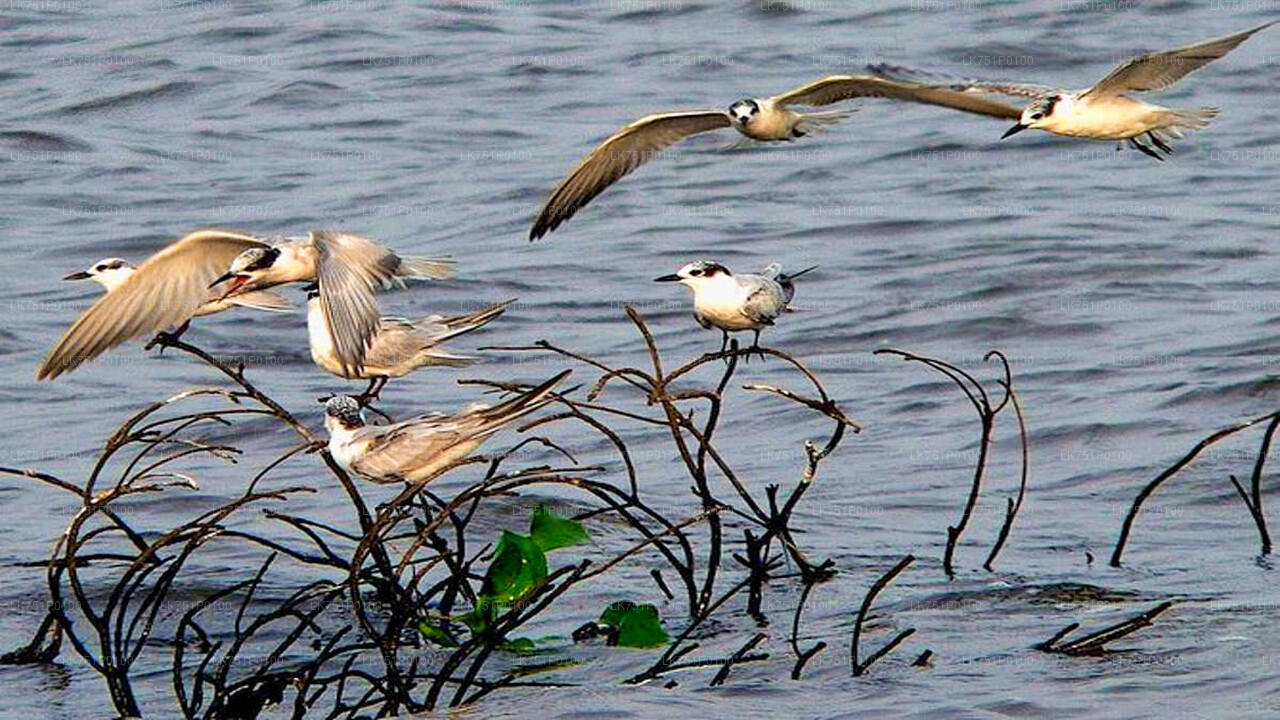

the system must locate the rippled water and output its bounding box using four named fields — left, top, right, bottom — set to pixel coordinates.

left=2, top=1, right=1279, bottom=717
